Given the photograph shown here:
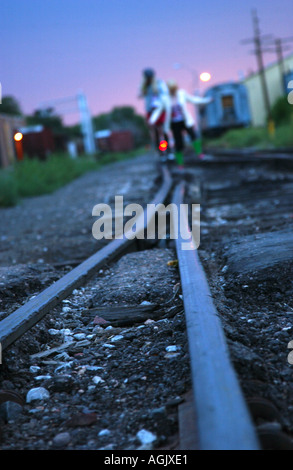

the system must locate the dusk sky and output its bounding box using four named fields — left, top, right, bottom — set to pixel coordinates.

left=1, top=0, right=293, bottom=125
